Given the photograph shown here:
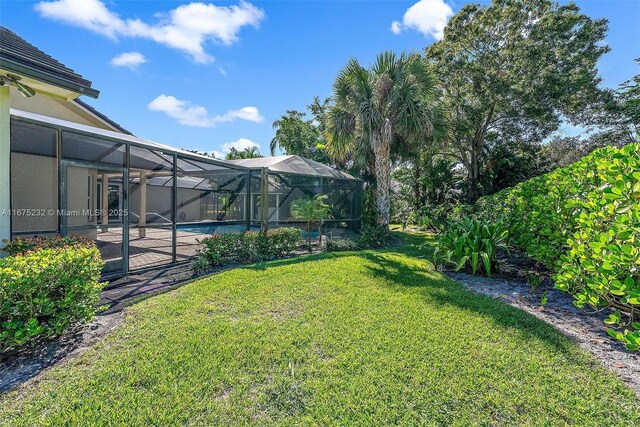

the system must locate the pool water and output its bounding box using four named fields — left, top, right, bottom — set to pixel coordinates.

left=178, top=224, right=259, bottom=235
